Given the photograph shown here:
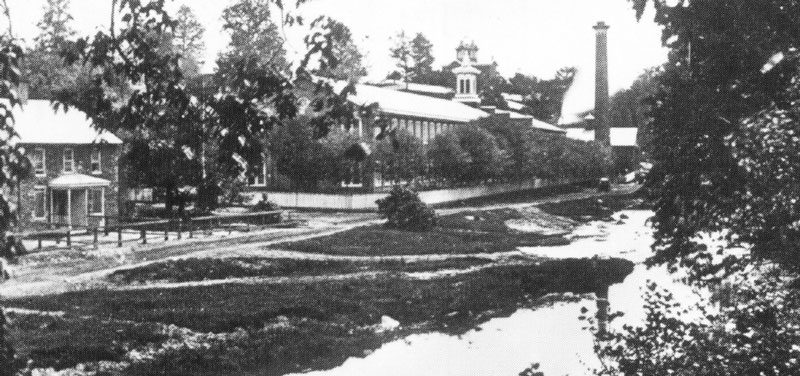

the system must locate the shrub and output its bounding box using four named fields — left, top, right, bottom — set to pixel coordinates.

left=375, top=186, right=437, bottom=231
